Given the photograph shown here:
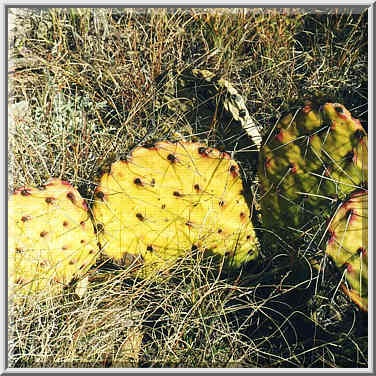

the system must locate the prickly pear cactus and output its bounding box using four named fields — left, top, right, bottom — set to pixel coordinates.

left=92, top=141, right=259, bottom=277
left=258, top=102, right=367, bottom=243
left=325, top=190, right=368, bottom=312
left=8, top=178, right=99, bottom=298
